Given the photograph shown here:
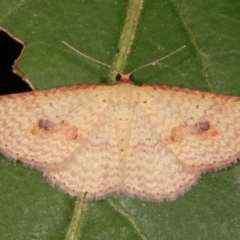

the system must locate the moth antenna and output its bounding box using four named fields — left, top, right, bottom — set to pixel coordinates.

left=130, top=45, right=186, bottom=74
left=62, top=41, right=120, bottom=74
